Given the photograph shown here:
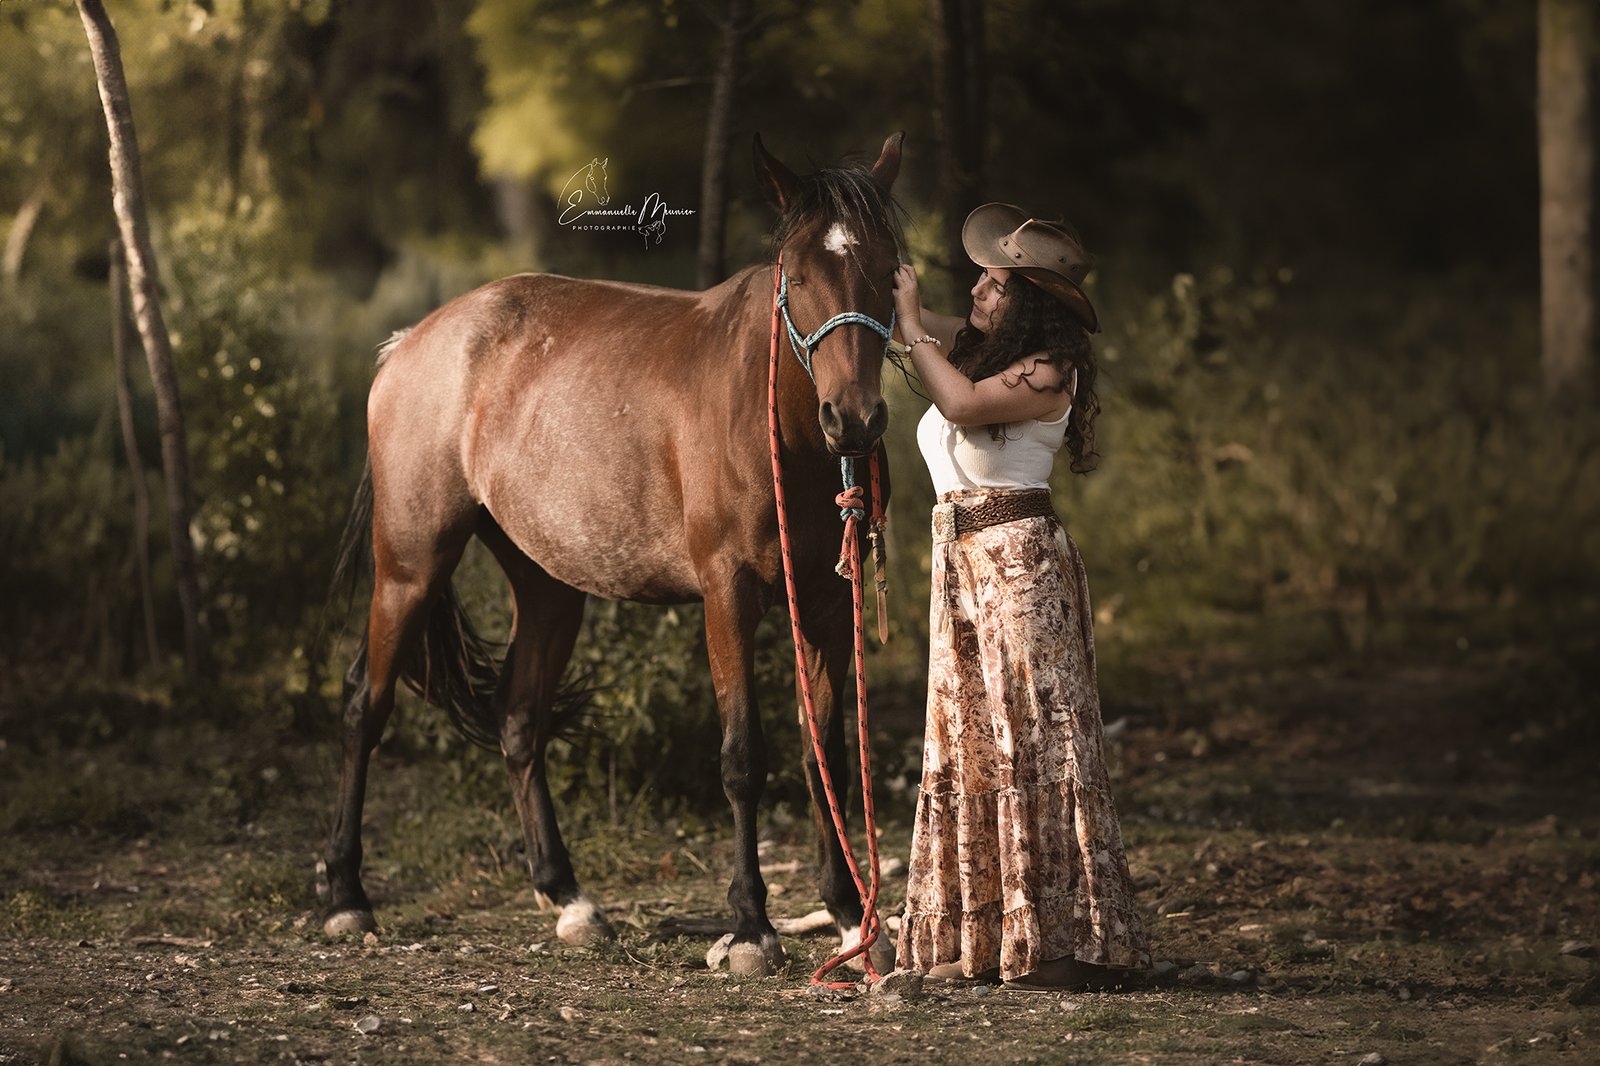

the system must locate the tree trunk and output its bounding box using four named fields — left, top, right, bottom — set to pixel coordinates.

left=494, top=176, right=559, bottom=268
left=1538, top=0, right=1597, bottom=404
left=77, top=0, right=210, bottom=677
left=697, top=0, right=751, bottom=289
left=110, top=237, right=162, bottom=672
left=930, top=0, right=988, bottom=308
left=2, top=177, right=48, bottom=294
